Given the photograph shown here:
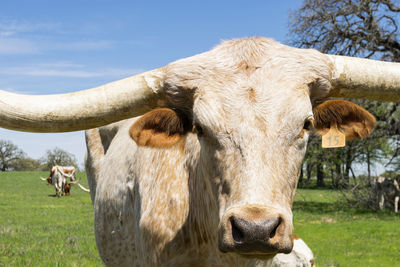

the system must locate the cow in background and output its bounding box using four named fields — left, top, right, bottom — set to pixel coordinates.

left=41, top=166, right=76, bottom=184
left=50, top=166, right=69, bottom=198
left=374, top=176, right=400, bottom=213
left=40, top=166, right=89, bottom=197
